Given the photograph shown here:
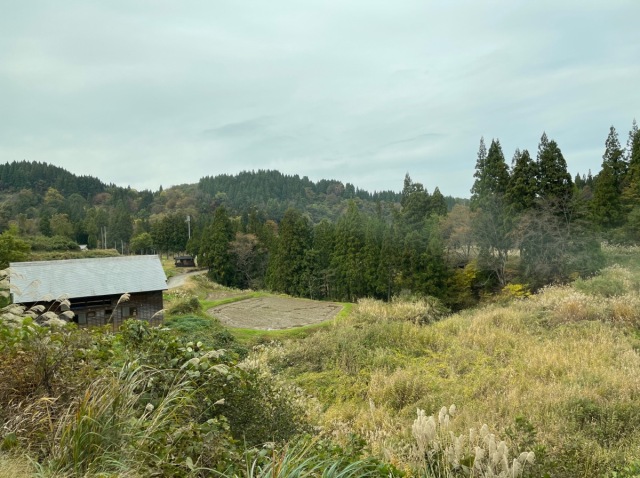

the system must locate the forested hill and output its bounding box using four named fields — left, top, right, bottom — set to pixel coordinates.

left=0, top=161, right=106, bottom=198
left=0, top=160, right=461, bottom=227
left=199, top=170, right=402, bottom=208
left=0, top=160, right=445, bottom=248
